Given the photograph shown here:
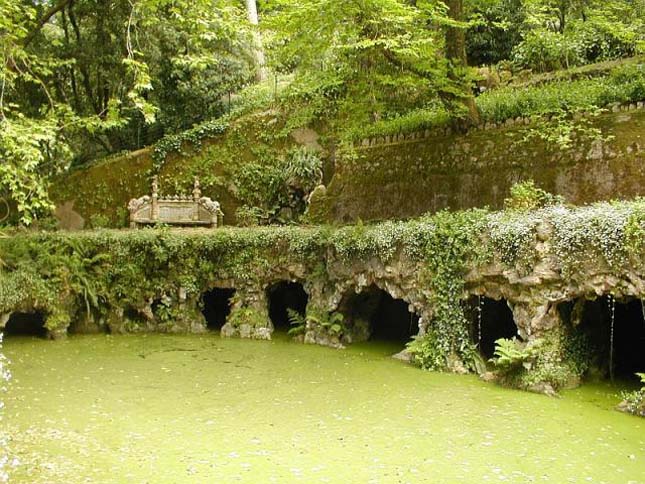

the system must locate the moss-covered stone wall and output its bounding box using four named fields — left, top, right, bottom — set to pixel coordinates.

left=52, top=106, right=645, bottom=228
left=50, top=113, right=314, bottom=228
left=309, top=107, right=645, bottom=223
left=51, top=149, right=153, bottom=229
left=1, top=200, right=643, bottom=389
